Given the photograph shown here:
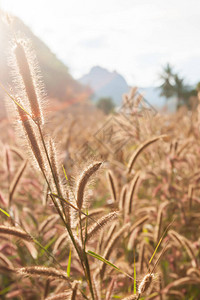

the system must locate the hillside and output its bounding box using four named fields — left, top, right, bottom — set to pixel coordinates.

left=0, top=11, right=89, bottom=118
